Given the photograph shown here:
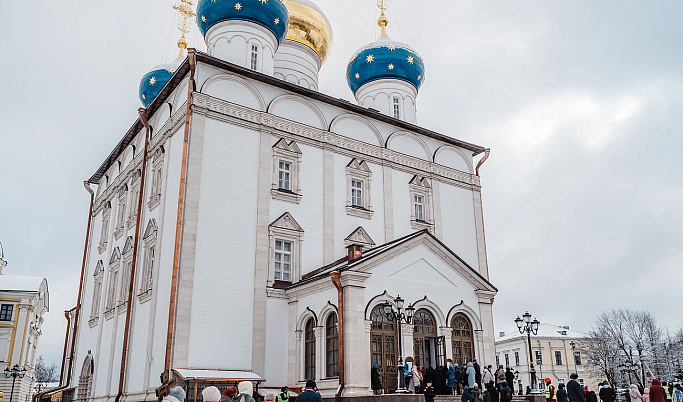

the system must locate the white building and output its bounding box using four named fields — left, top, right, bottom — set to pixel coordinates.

left=495, top=324, right=599, bottom=394
left=53, top=0, right=499, bottom=401
left=0, top=244, right=50, bottom=402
